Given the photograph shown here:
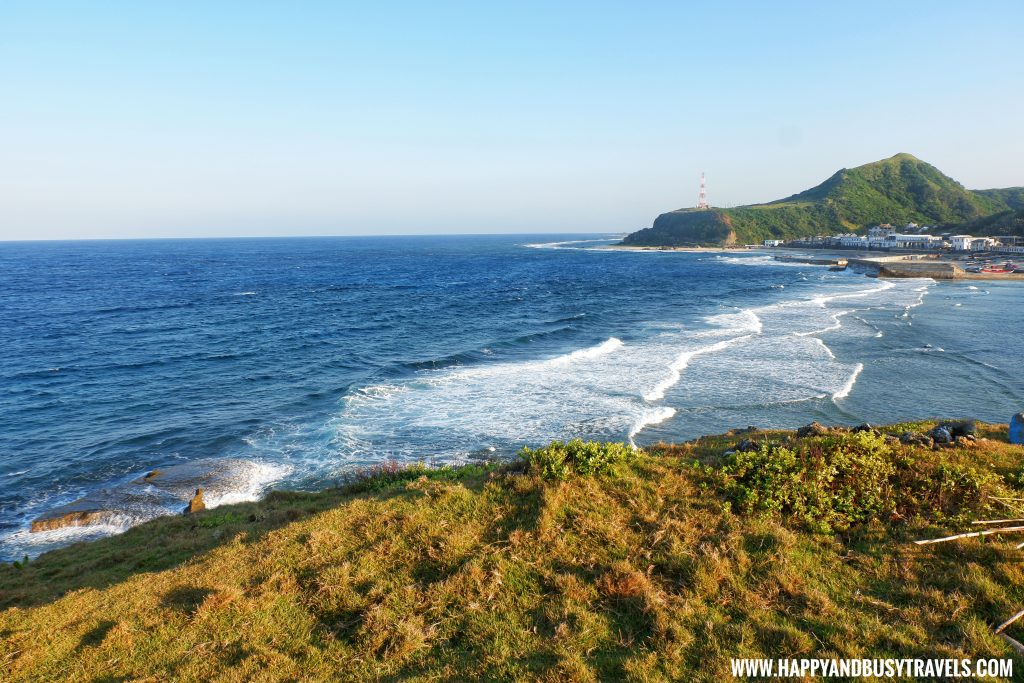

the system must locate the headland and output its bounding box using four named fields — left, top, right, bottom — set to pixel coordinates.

left=3, top=420, right=1024, bottom=680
